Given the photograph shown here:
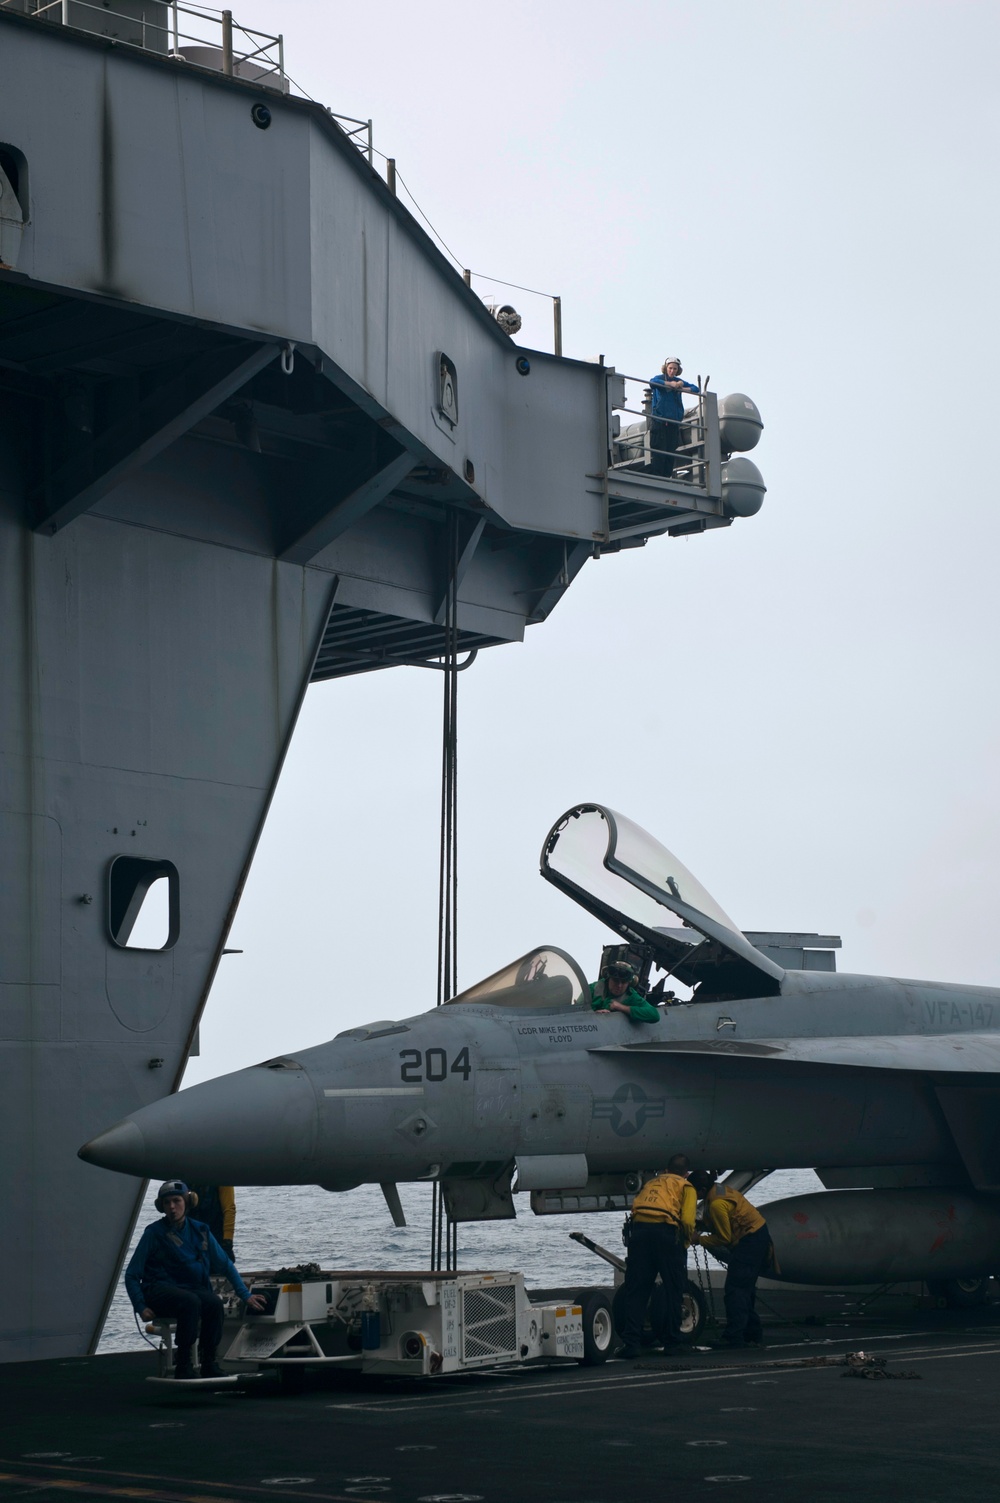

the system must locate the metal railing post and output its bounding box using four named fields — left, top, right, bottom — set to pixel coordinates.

left=171, top=0, right=178, bottom=54
left=701, top=390, right=721, bottom=501
left=463, top=270, right=472, bottom=287
left=553, top=296, right=563, bottom=357
left=386, top=158, right=397, bottom=195
left=61, top=0, right=69, bottom=24
left=221, top=9, right=233, bottom=74
left=366, top=120, right=373, bottom=165
left=278, top=31, right=284, bottom=85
